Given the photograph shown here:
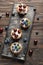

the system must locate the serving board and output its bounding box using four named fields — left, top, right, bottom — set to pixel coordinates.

left=1, top=4, right=35, bottom=61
